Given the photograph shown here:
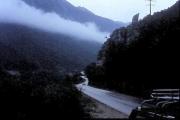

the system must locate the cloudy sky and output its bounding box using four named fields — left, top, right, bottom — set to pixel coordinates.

left=0, top=0, right=107, bottom=42
left=67, top=0, right=178, bottom=22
